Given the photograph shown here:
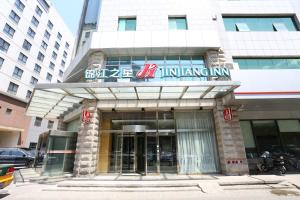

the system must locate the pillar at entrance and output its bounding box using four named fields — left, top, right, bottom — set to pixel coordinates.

left=213, top=98, right=249, bottom=175
left=73, top=99, right=100, bottom=177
